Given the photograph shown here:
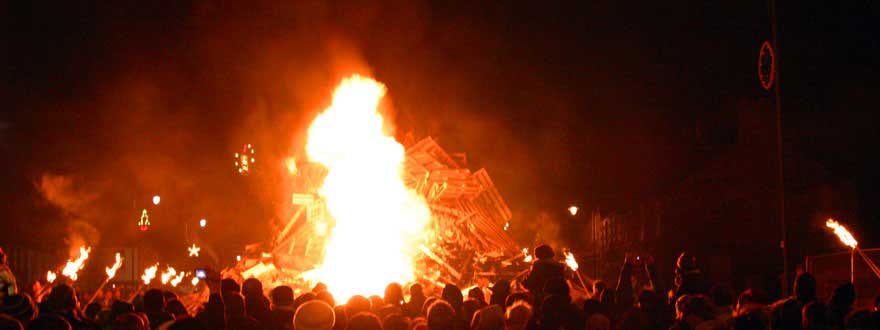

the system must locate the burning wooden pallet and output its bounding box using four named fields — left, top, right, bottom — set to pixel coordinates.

left=271, top=136, right=517, bottom=282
